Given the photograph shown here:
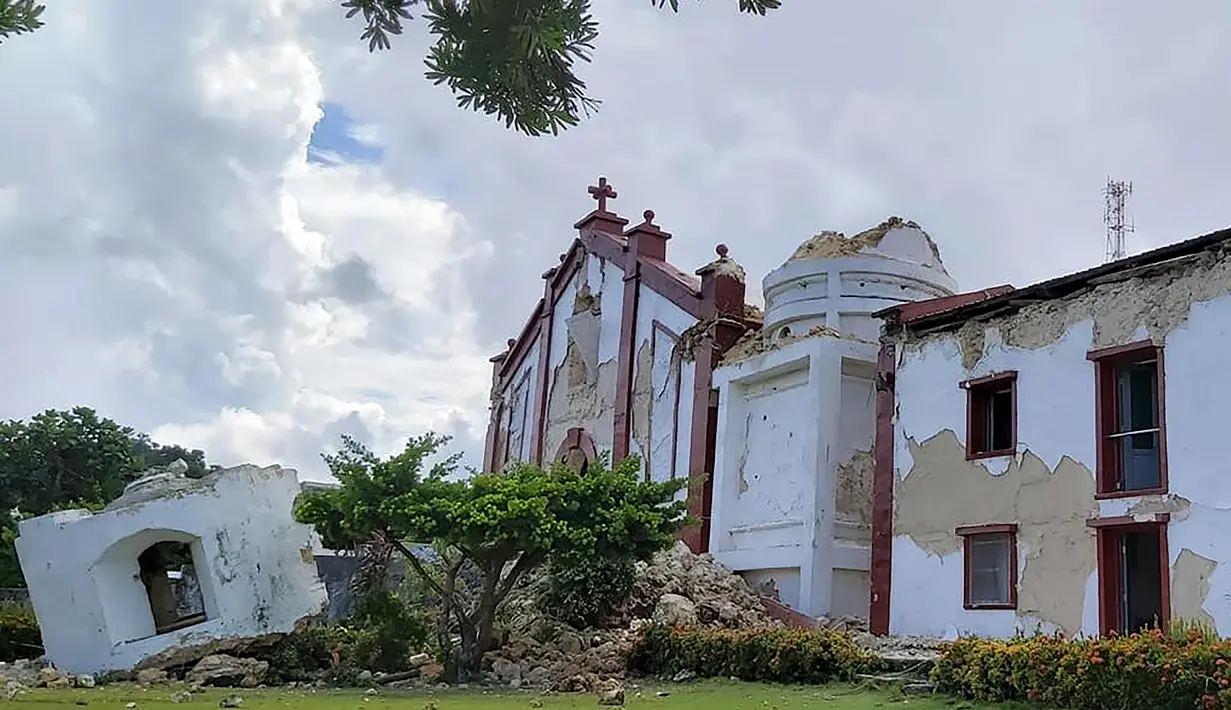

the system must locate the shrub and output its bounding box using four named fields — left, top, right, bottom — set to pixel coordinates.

left=626, top=624, right=873, bottom=684
left=344, top=587, right=433, bottom=673
left=538, top=552, right=636, bottom=629
left=932, top=623, right=1231, bottom=710
left=0, top=602, right=41, bottom=662
left=259, top=624, right=345, bottom=682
